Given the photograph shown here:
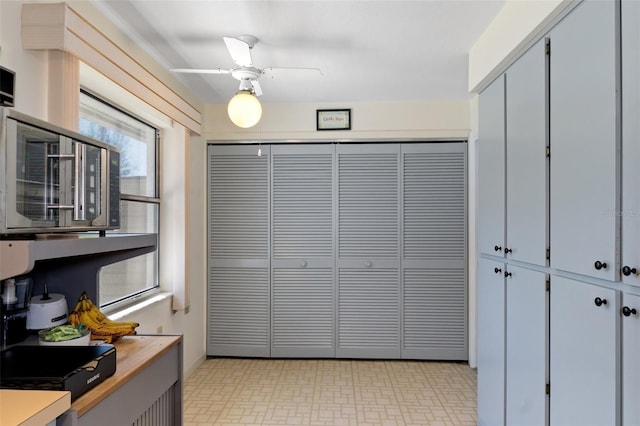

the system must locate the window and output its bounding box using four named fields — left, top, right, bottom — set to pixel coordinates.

left=79, top=90, right=160, bottom=307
